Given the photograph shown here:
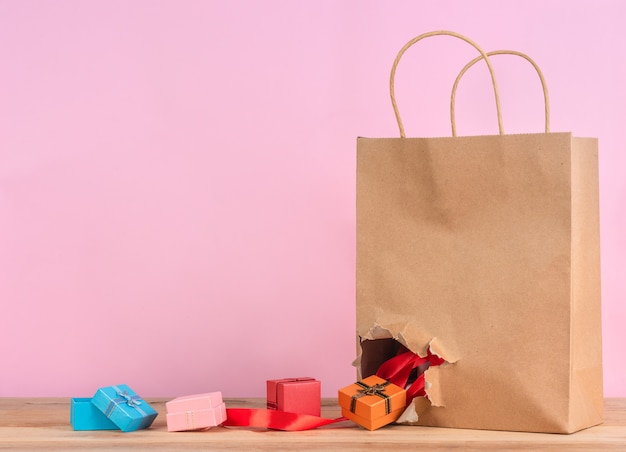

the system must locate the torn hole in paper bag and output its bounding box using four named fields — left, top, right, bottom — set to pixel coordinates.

left=355, top=325, right=457, bottom=425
